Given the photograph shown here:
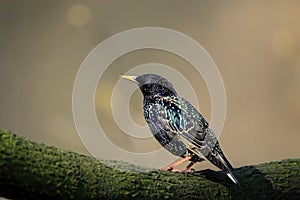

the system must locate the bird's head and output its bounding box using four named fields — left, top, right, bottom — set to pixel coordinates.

left=120, top=74, right=177, bottom=97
